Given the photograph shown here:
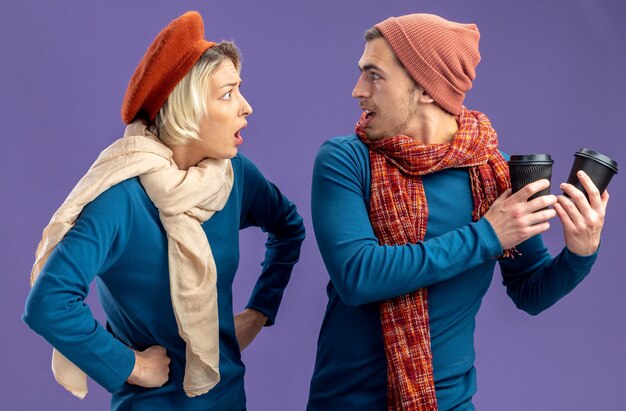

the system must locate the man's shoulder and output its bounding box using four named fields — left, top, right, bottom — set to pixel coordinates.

left=322, top=134, right=362, bottom=148
left=314, top=135, right=370, bottom=178
left=319, top=134, right=368, bottom=158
